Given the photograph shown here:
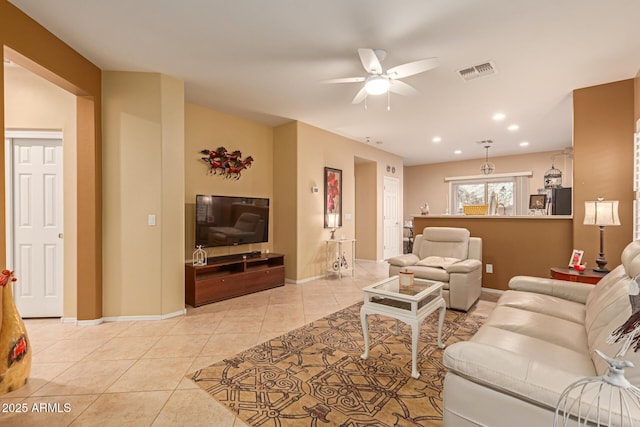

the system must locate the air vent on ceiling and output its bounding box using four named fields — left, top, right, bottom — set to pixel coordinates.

left=457, top=61, right=497, bottom=82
